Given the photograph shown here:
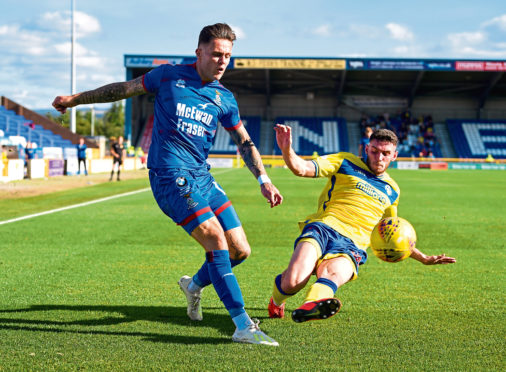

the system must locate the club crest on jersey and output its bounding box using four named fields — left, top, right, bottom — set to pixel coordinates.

left=183, top=193, right=198, bottom=209
left=214, top=90, right=222, bottom=106
left=176, top=79, right=186, bottom=88
left=176, top=177, right=187, bottom=187
left=385, top=185, right=392, bottom=196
